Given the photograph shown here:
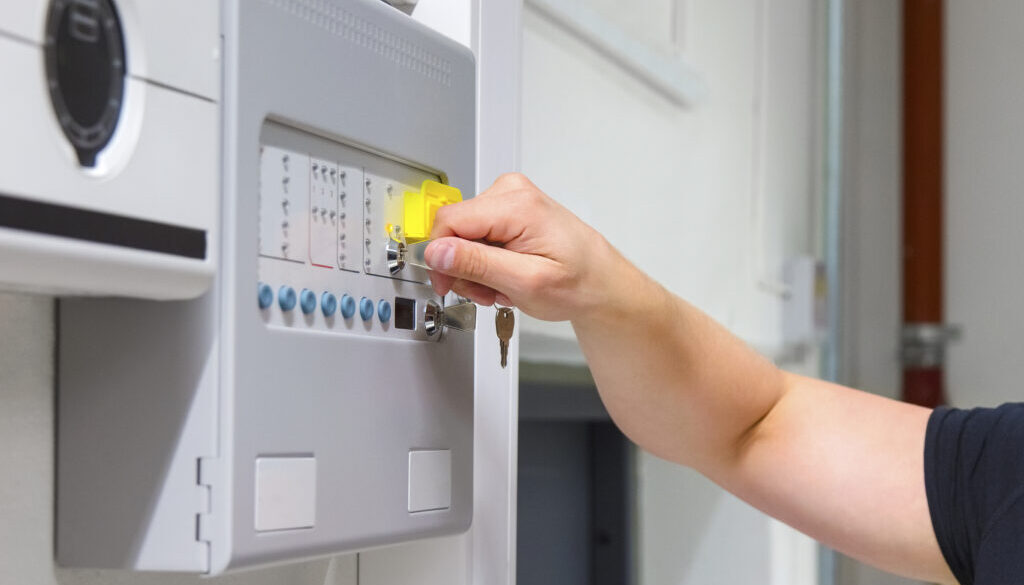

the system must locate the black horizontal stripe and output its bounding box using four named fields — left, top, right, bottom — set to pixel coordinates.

left=0, top=192, right=207, bottom=260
